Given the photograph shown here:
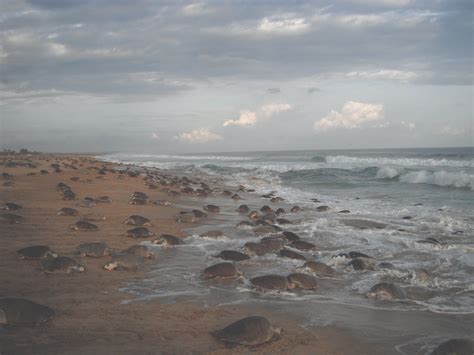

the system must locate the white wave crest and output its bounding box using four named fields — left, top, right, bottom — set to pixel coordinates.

left=326, top=155, right=473, bottom=168
left=377, top=168, right=473, bottom=189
